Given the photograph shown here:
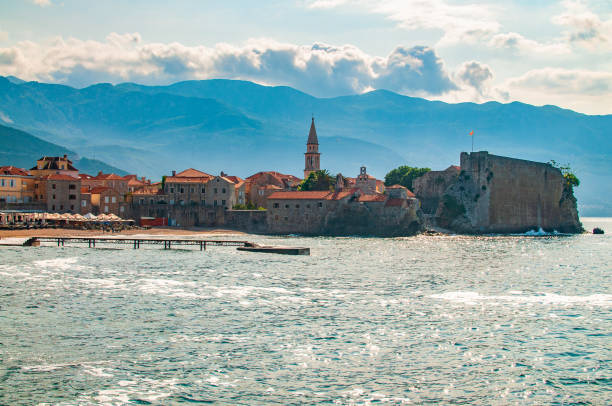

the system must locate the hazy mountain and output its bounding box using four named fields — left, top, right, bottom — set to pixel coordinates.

left=0, top=124, right=127, bottom=175
left=0, top=76, right=610, bottom=216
